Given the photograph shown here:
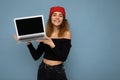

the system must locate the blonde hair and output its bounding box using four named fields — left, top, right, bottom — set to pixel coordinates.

left=46, top=17, right=70, bottom=37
